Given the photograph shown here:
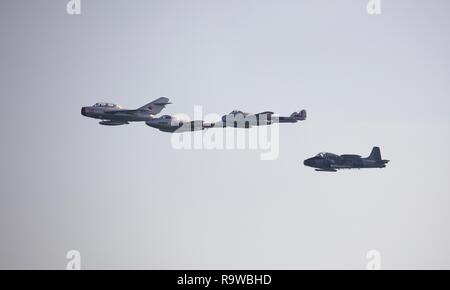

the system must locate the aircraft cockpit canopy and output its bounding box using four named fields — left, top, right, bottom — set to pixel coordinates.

left=93, top=102, right=119, bottom=108
left=316, top=152, right=338, bottom=158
